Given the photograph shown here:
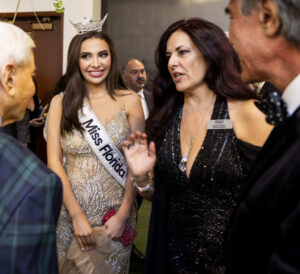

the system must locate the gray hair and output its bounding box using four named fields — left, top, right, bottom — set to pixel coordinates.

left=241, top=0, right=300, bottom=47
left=0, top=22, right=35, bottom=73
